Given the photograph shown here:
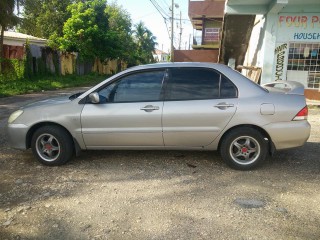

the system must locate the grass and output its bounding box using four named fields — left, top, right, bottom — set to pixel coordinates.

left=0, top=74, right=109, bottom=98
